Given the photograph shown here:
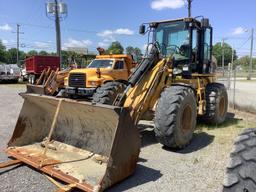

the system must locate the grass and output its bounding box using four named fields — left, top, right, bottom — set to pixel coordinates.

left=197, top=111, right=256, bottom=132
